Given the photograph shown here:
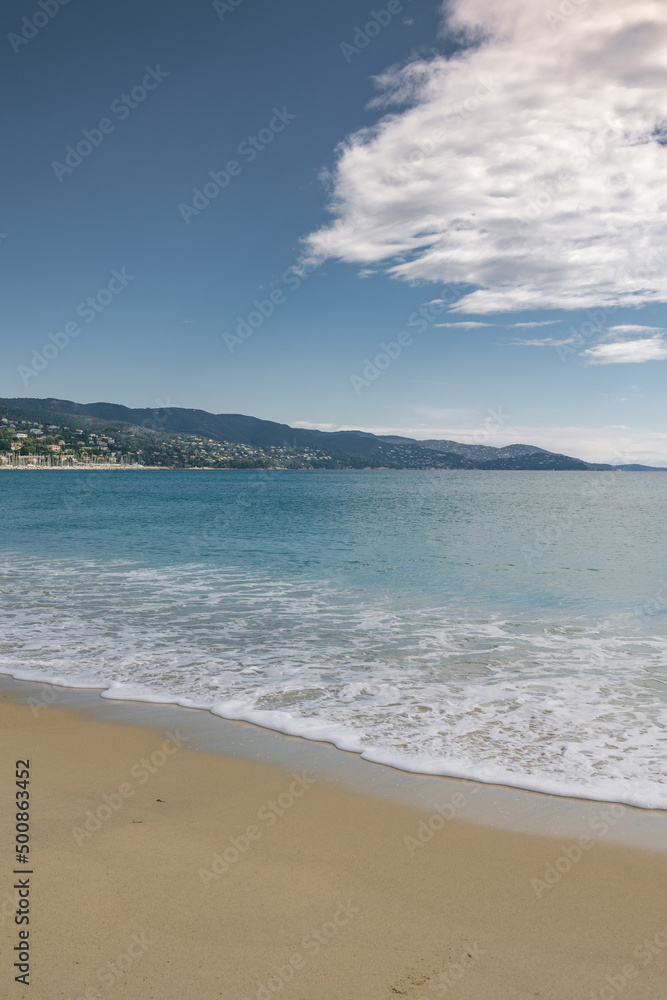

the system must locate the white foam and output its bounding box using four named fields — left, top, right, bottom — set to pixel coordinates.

left=1, top=551, right=666, bottom=809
